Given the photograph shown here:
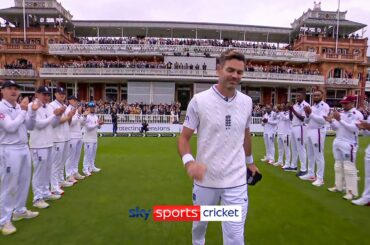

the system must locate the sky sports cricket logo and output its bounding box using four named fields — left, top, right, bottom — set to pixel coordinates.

left=129, top=205, right=242, bottom=222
